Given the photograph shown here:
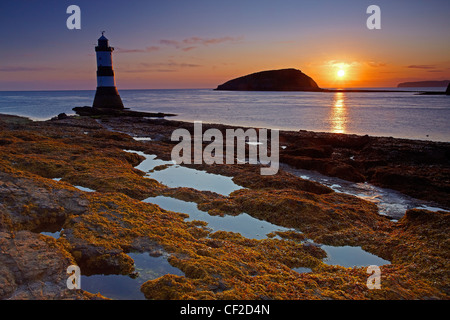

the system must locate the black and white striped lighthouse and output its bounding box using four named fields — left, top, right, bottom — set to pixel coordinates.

left=92, top=32, right=124, bottom=109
